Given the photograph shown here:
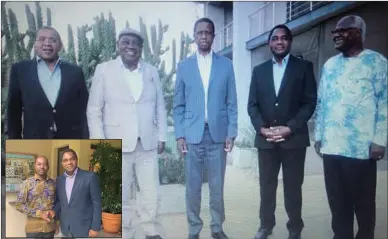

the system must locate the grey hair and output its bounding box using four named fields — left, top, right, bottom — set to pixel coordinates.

left=37, top=26, right=63, bottom=45
left=353, top=15, right=366, bottom=42
left=339, top=15, right=366, bottom=42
